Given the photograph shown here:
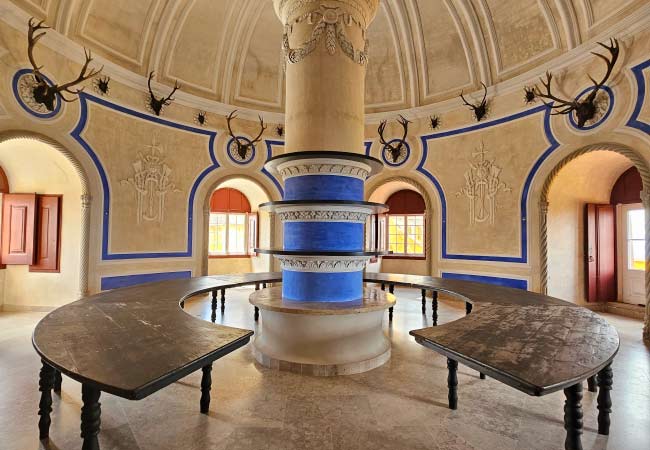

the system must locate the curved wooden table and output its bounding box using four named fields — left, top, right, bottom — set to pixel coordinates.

left=32, top=272, right=618, bottom=450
